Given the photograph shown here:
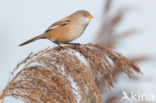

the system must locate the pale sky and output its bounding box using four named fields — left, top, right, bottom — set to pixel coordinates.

left=0, top=0, right=156, bottom=102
